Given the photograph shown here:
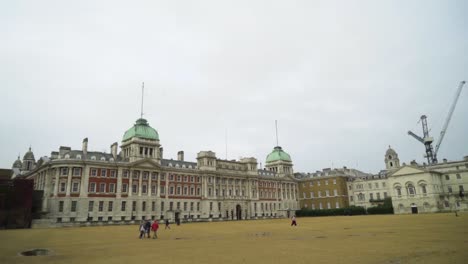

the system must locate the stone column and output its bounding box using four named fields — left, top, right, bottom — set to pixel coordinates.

left=116, top=167, right=123, bottom=198
left=148, top=172, right=152, bottom=197
left=53, top=168, right=59, bottom=196
left=138, top=170, right=142, bottom=197
left=65, top=166, right=72, bottom=196
left=157, top=172, right=161, bottom=197
left=80, top=165, right=88, bottom=198
left=128, top=170, right=133, bottom=197
left=42, top=169, right=51, bottom=211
